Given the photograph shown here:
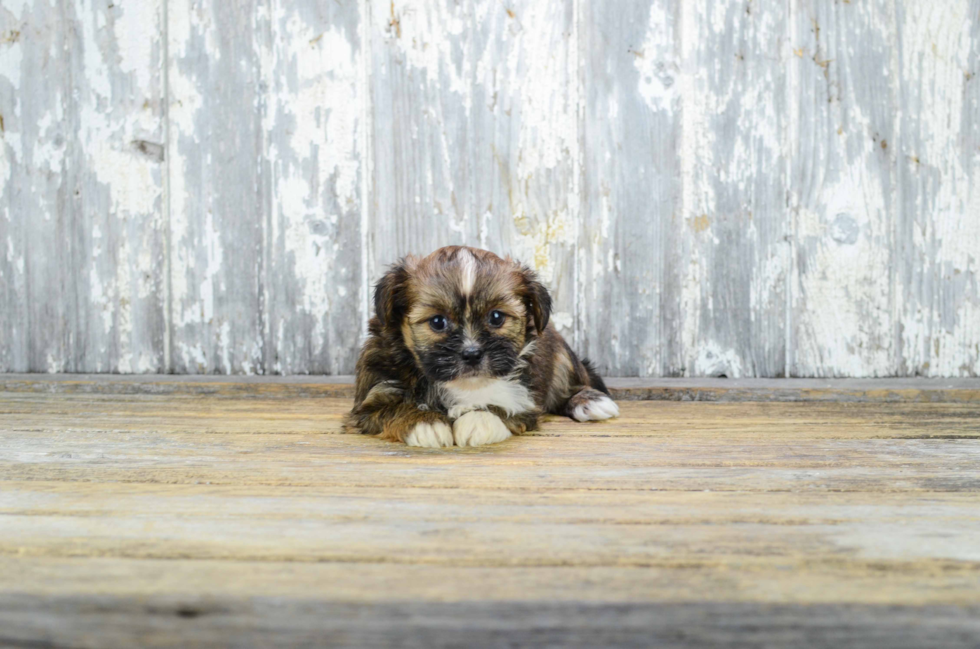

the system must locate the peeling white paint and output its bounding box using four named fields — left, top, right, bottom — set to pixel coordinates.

left=0, top=0, right=167, bottom=372
left=89, top=138, right=160, bottom=216
left=0, top=27, right=23, bottom=95
left=695, top=341, right=744, bottom=378
left=217, top=320, right=231, bottom=374
left=510, top=209, right=576, bottom=288
left=507, top=1, right=573, bottom=176
left=634, top=3, right=677, bottom=114
left=166, top=65, right=203, bottom=137
left=2, top=0, right=978, bottom=377
left=268, top=2, right=361, bottom=372
left=167, top=0, right=222, bottom=372
left=1, top=0, right=31, bottom=21
left=197, top=209, right=223, bottom=326
left=46, top=352, right=63, bottom=374
left=387, top=0, right=470, bottom=105
left=482, top=0, right=577, bottom=293
left=7, top=235, right=23, bottom=276
left=113, top=1, right=158, bottom=98
left=179, top=342, right=207, bottom=372
left=31, top=111, right=66, bottom=176
left=80, top=4, right=111, bottom=101
left=89, top=262, right=113, bottom=335
left=896, top=0, right=979, bottom=376
left=551, top=311, right=573, bottom=336
left=0, top=139, right=12, bottom=200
